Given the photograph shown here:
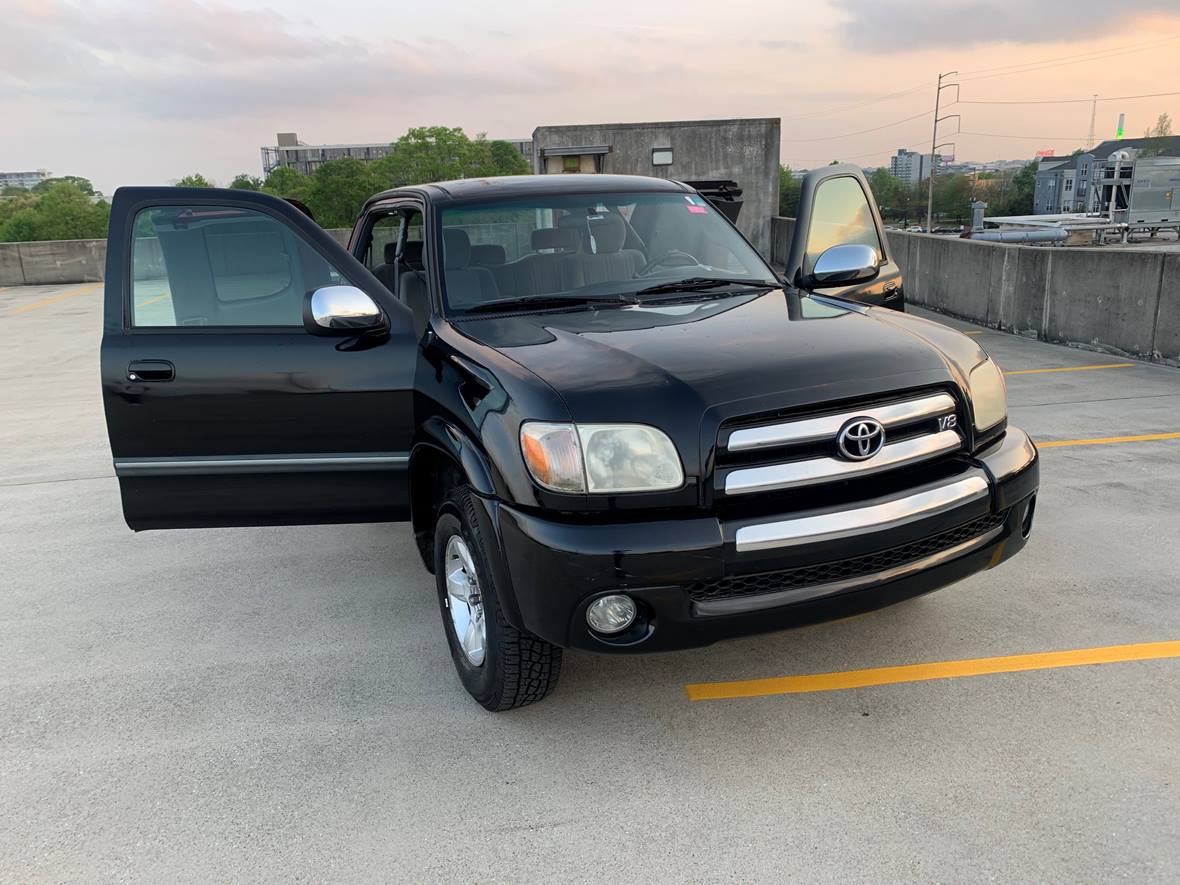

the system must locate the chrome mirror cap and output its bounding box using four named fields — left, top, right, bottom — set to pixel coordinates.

left=808, top=244, right=880, bottom=287
left=308, top=286, right=383, bottom=331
